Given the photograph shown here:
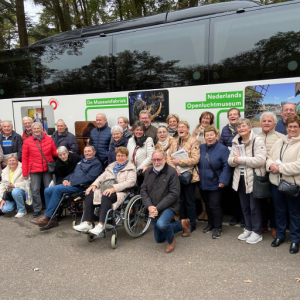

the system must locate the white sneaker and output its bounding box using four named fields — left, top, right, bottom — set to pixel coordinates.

left=246, top=232, right=263, bottom=244
left=73, top=221, right=93, bottom=232
left=15, top=211, right=27, bottom=218
left=238, top=229, right=252, bottom=241
left=89, top=223, right=104, bottom=236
